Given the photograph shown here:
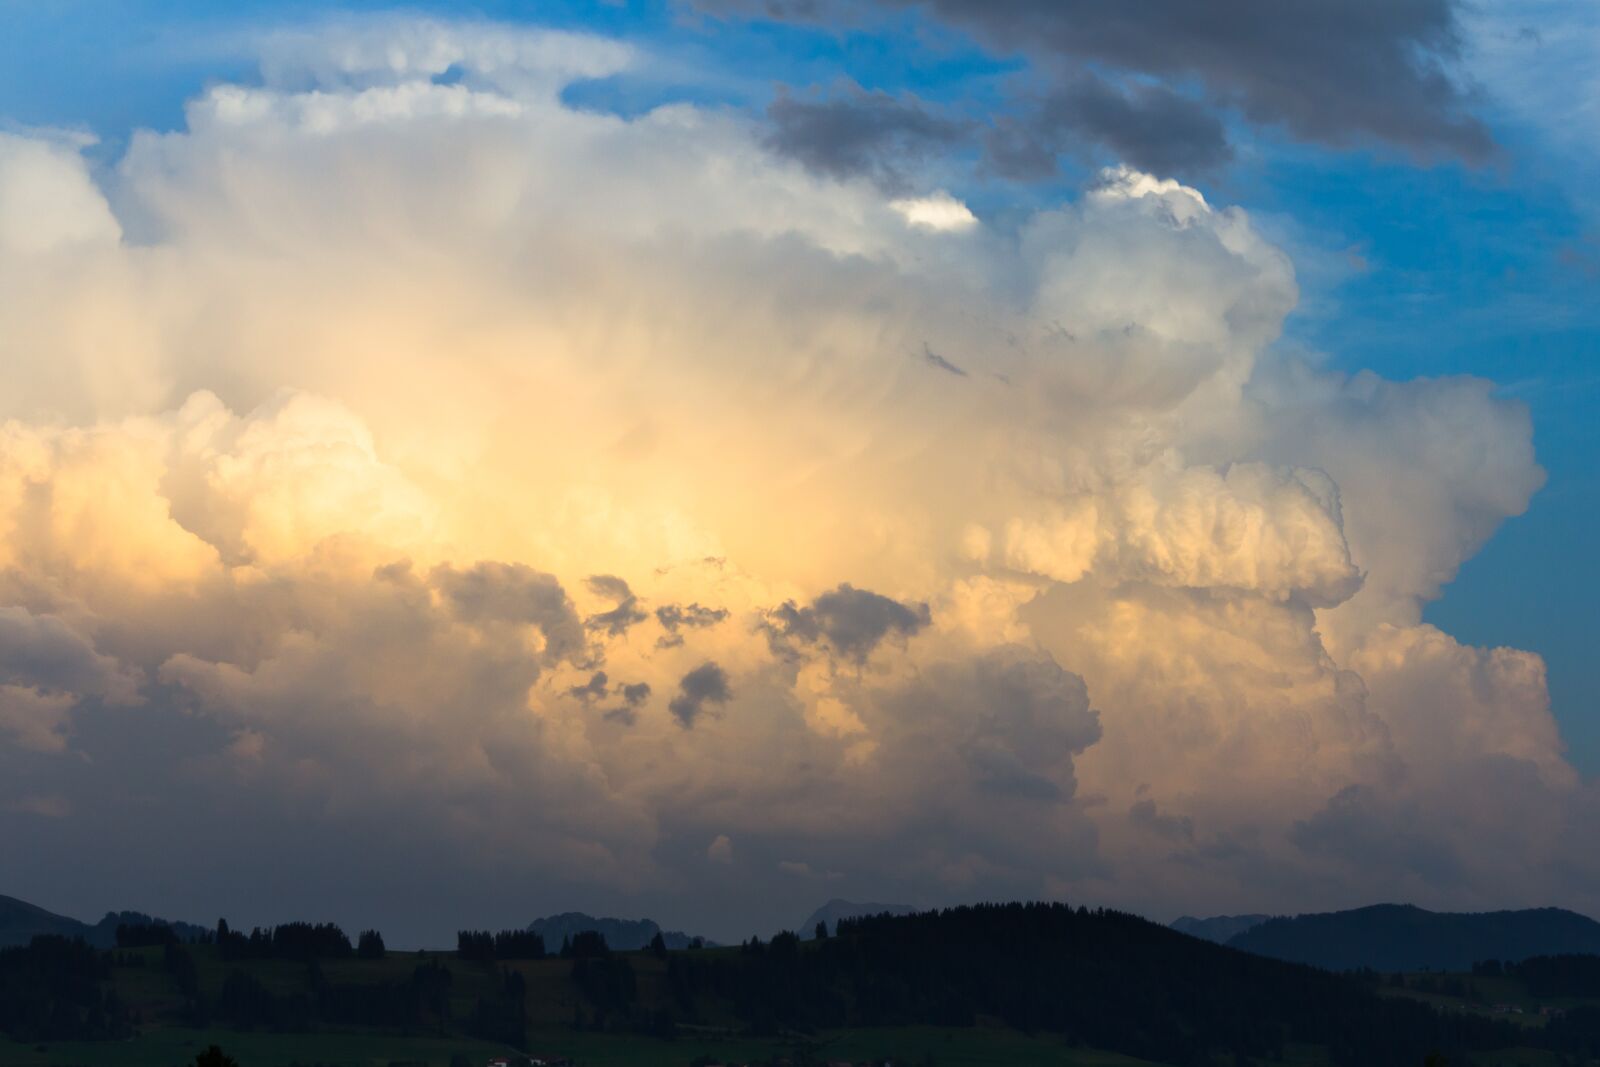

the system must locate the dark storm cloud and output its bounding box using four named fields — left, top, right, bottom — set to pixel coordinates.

left=765, top=83, right=969, bottom=190
left=429, top=561, right=584, bottom=661
left=0, top=606, right=131, bottom=696
left=668, top=662, right=731, bottom=728
left=986, top=76, right=1233, bottom=180
left=585, top=574, right=648, bottom=636
left=917, top=0, right=1491, bottom=160
left=766, top=583, right=931, bottom=663
left=965, top=744, right=1062, bottom=801
left=698, top=0, right=1492, bottom=163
